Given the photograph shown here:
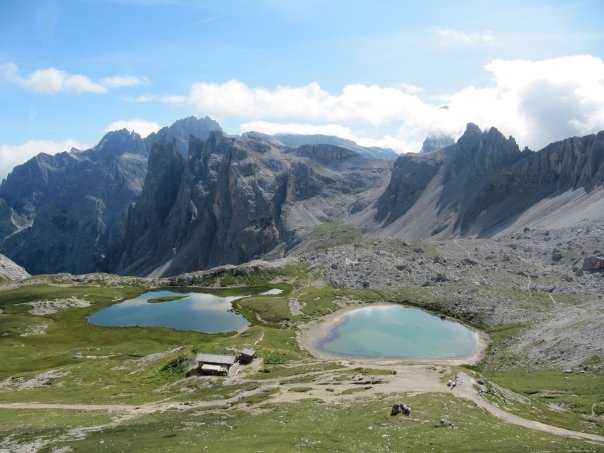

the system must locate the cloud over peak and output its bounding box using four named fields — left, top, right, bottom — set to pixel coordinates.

left=157, top=55, right=604, bottom=153
left=0, top=139, right=89, bottom=179
left=104, top=119, right=161, bottom=138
